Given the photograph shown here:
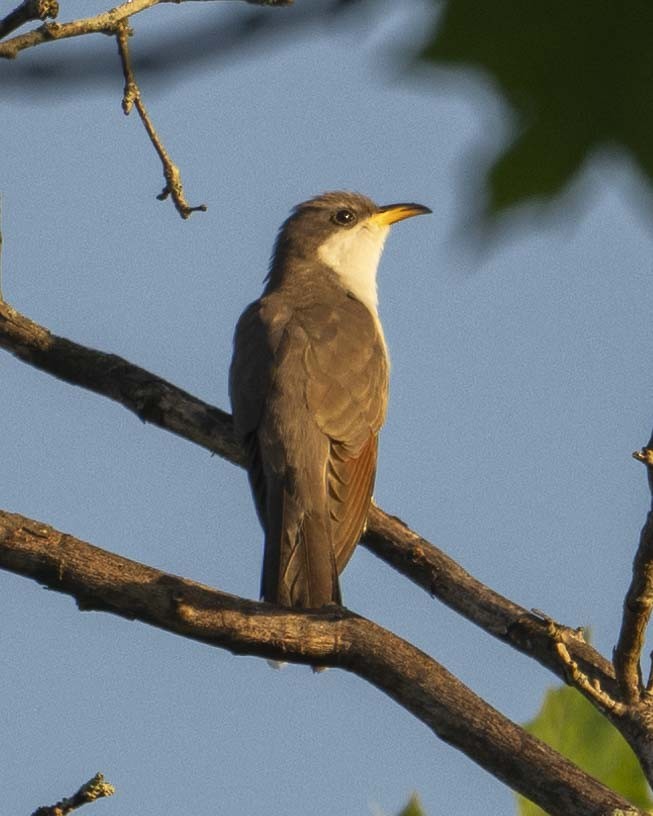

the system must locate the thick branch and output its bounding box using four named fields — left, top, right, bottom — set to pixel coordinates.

left=614, top=442, right=653, bottom=702
left=0, top=301, right=242, bottom=463
left=0, top=299, right=615, bottom=696
left=0, top=509, right=642, bottom=816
